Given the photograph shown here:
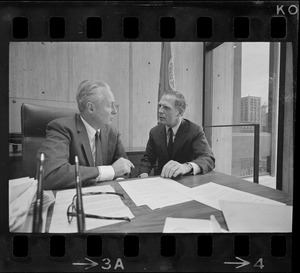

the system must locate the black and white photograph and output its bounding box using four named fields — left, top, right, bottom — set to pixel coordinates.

left=1, top=1, right=298, bottom=272
left=8, top=41, right=294, bottom=234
